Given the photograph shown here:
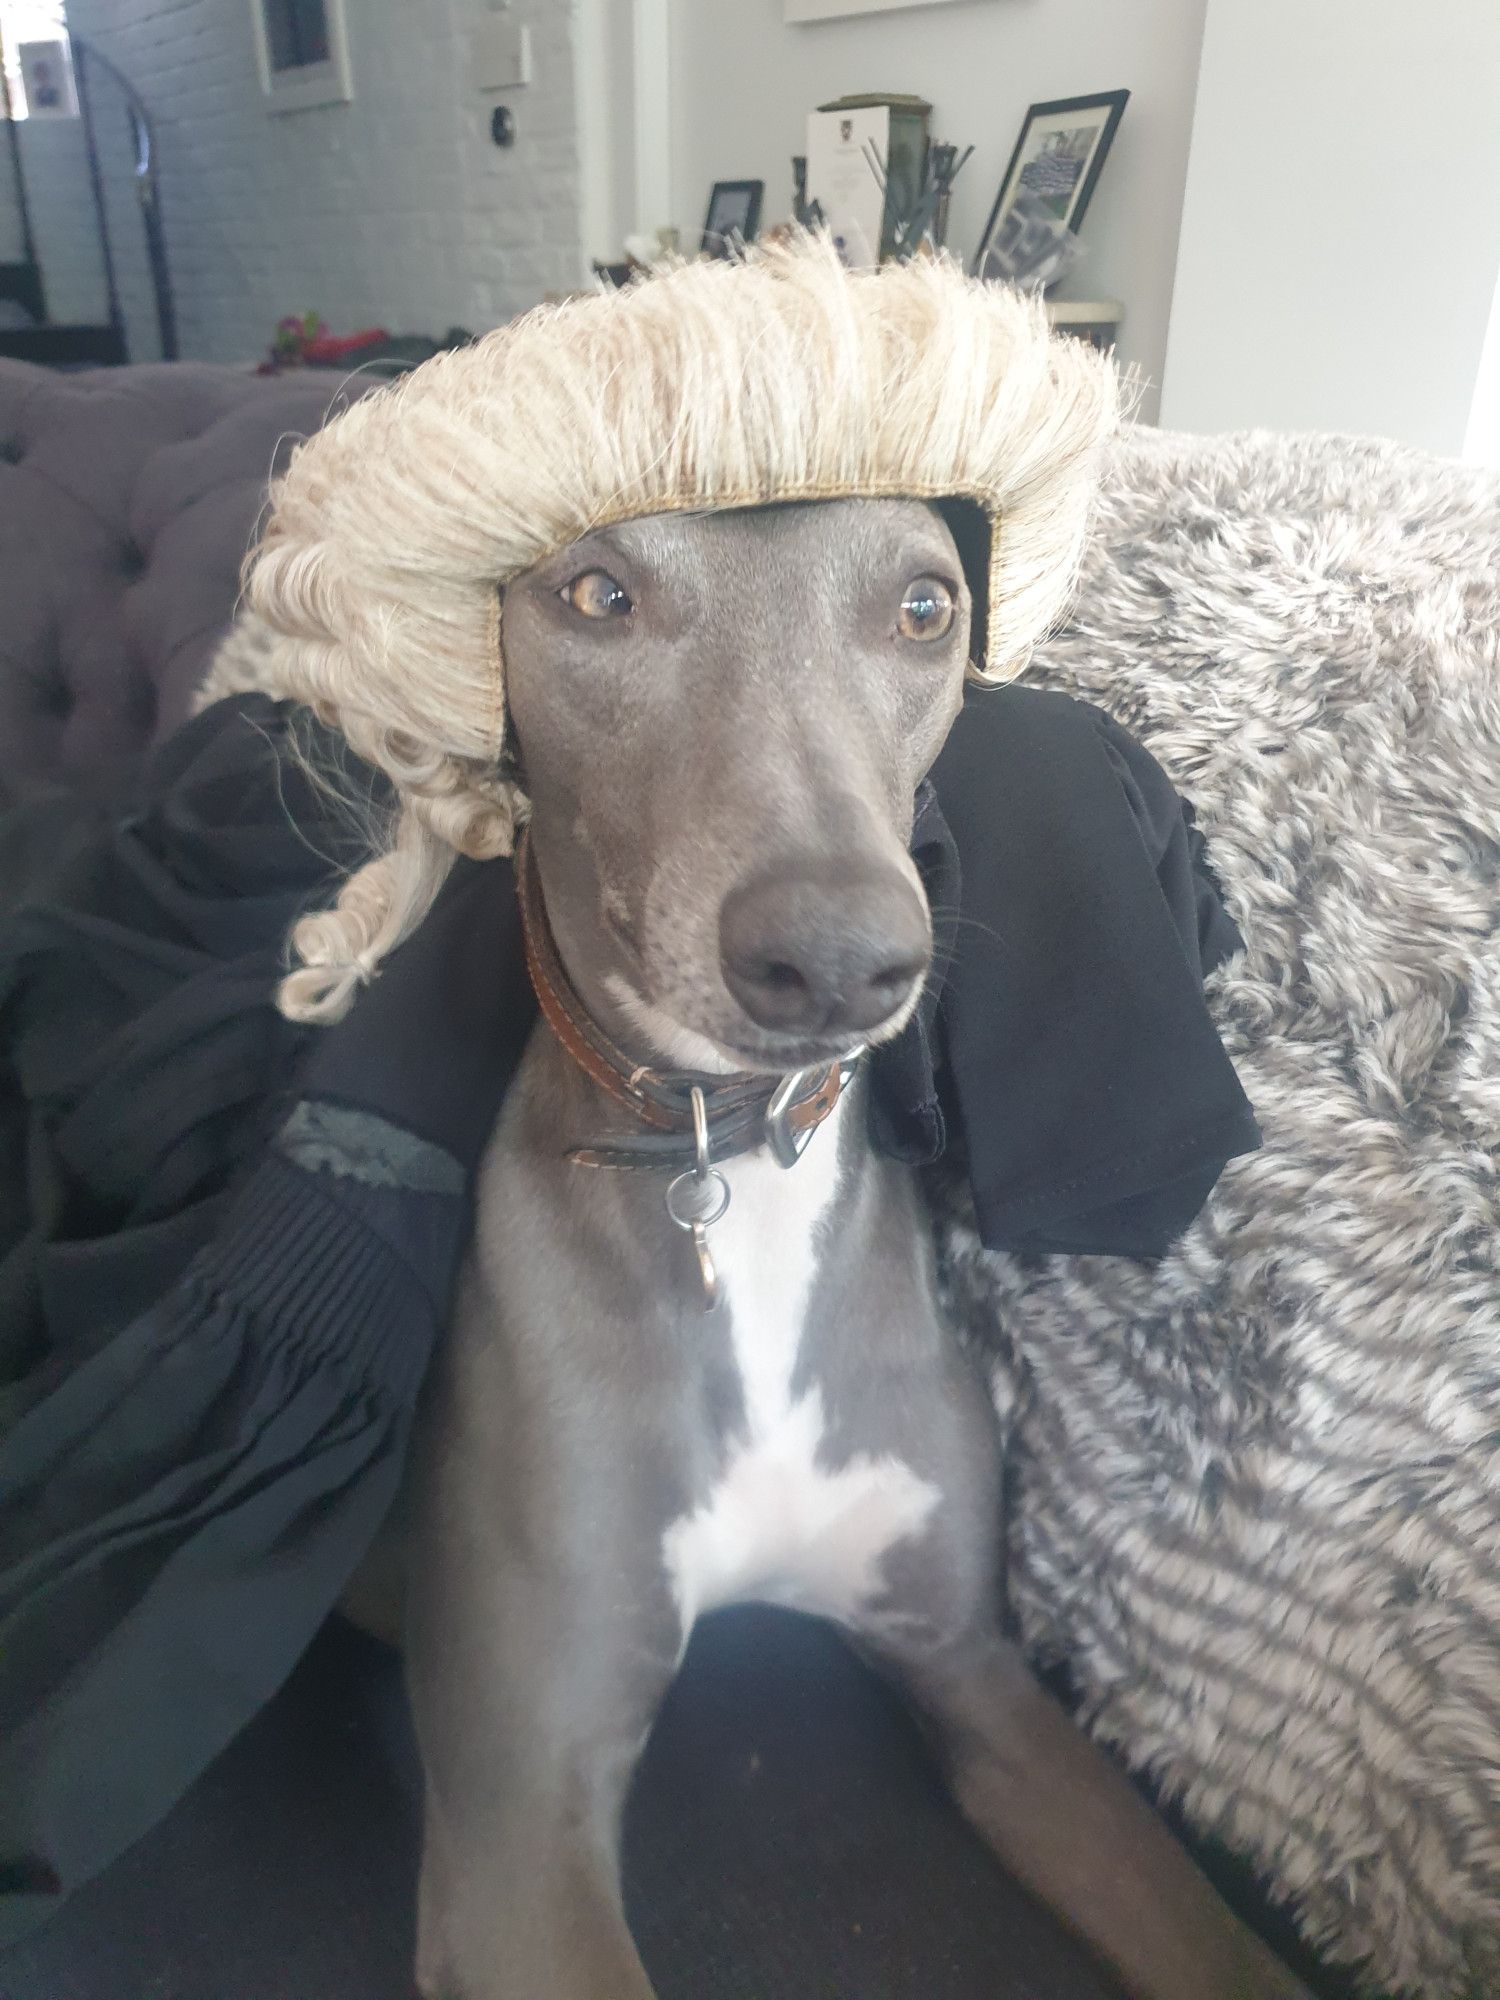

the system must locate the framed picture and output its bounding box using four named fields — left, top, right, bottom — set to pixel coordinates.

left=16, top=40, right=78, bottom=120
left=975, top=90, right=1128, bottom=274
left=701, top=180, right=764, bottom=258
left=806, top=106, right=889, bottom=270
left=811, top=94, right=930, bottom=266
left=249, top=0, right=353, bottom=115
